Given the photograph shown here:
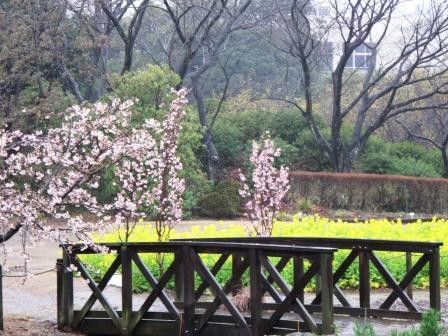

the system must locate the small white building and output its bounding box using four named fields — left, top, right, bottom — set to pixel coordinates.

left=302, top=0, right=438, bottom=72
